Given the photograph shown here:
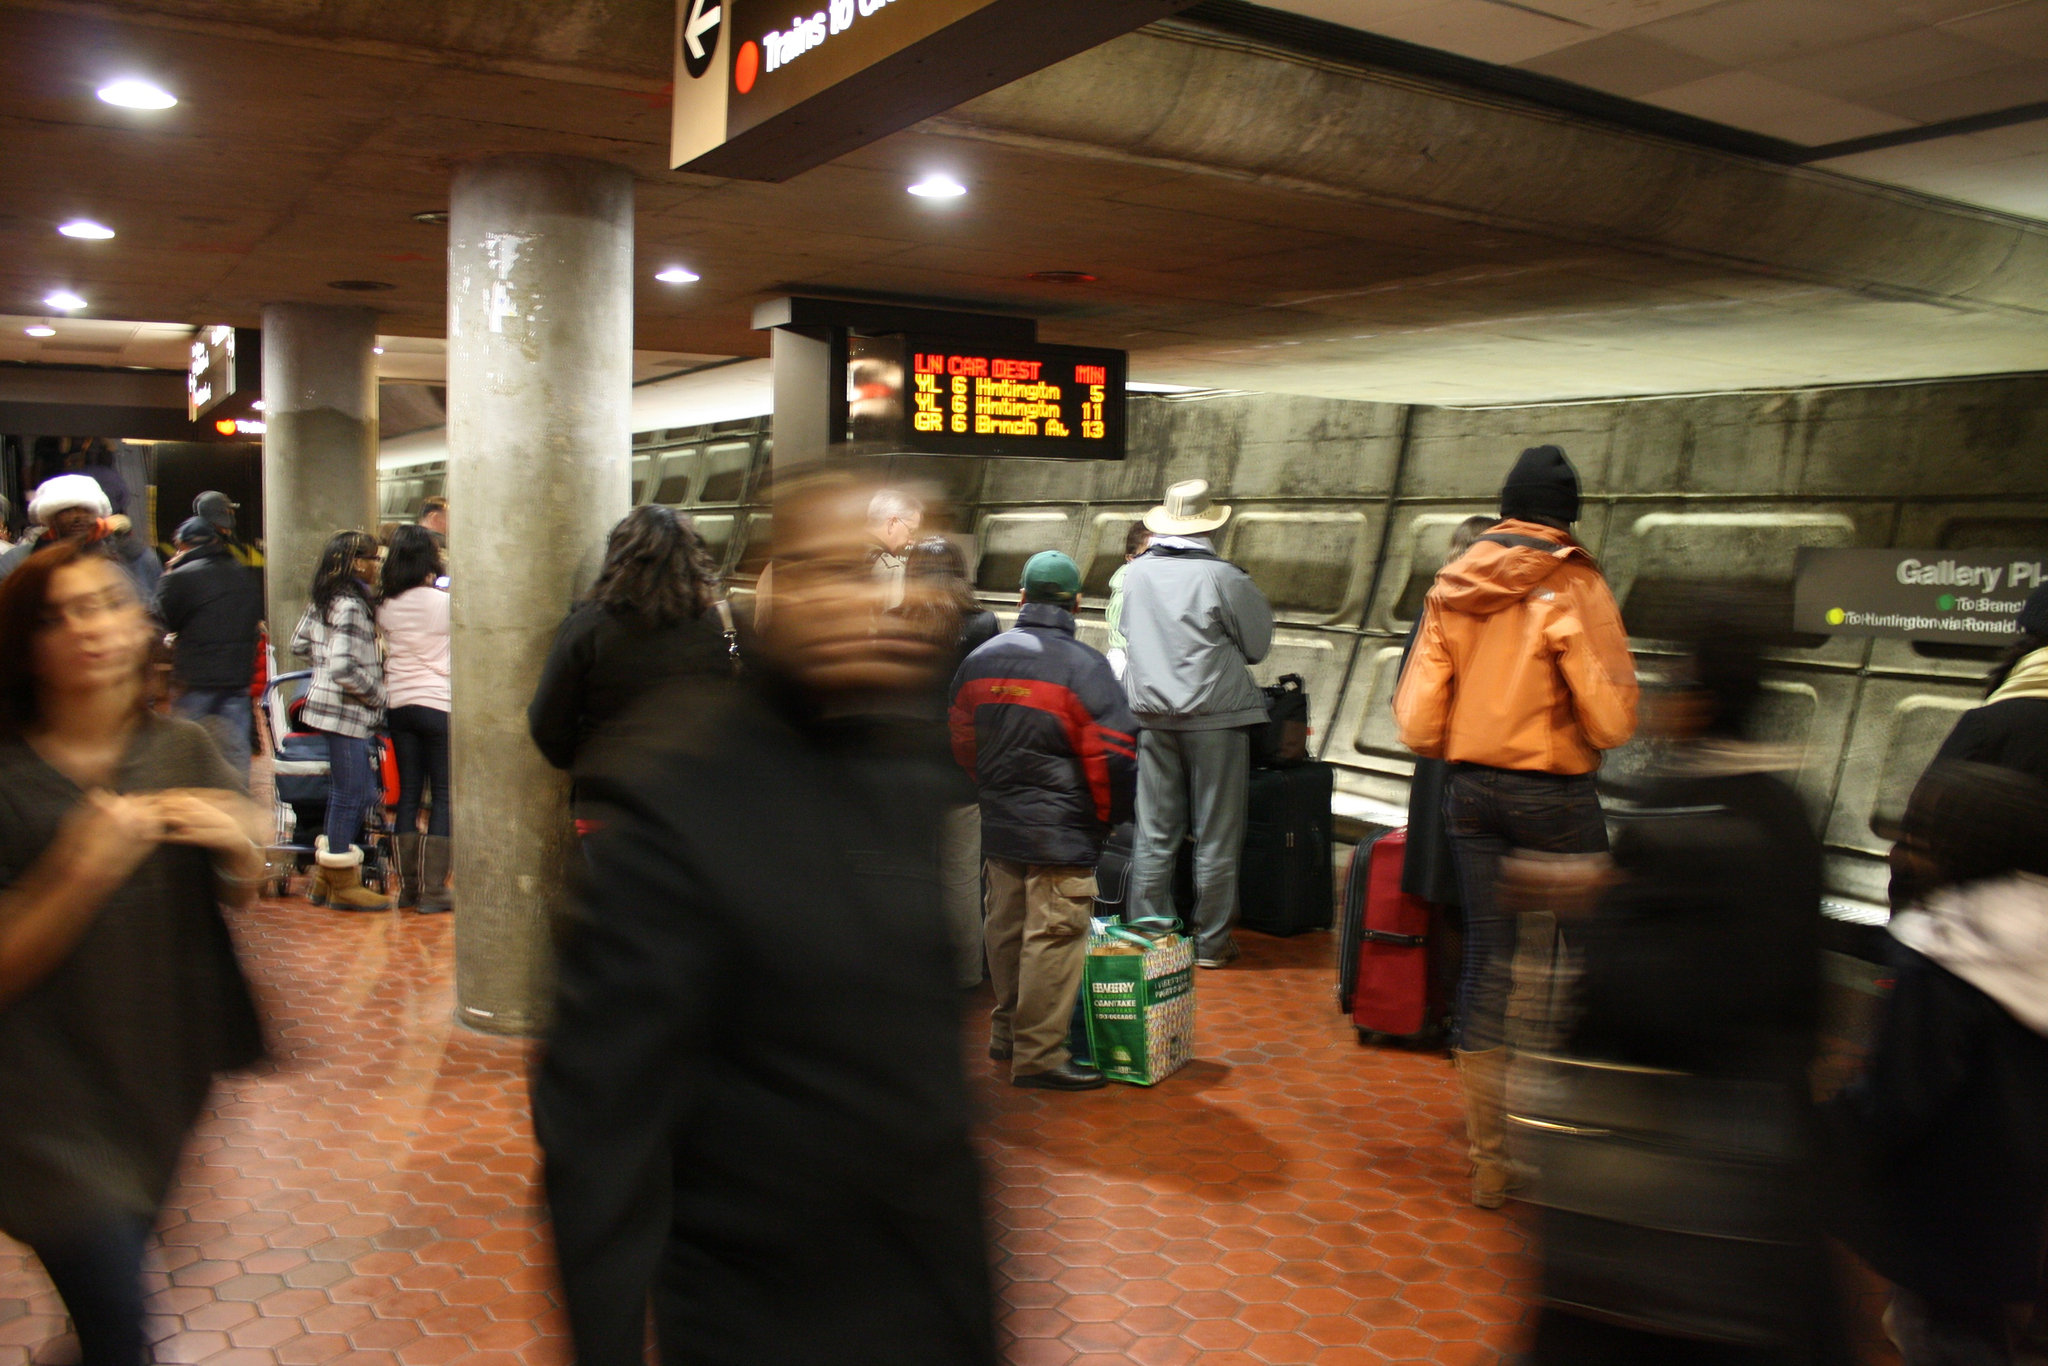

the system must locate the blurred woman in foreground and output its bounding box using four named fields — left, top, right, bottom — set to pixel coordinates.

left=1514, top=620, right=1845, bottom=1364
left=0, top=542, right=266, bottom=1366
